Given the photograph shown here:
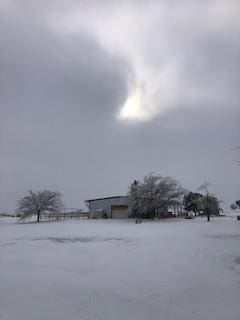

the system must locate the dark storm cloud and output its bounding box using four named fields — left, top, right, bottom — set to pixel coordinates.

left=0, top=5, right=128, bottom=118
left=0, top=0, right=239, bottom=211
left=0, top=0, right=129, bottom=210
